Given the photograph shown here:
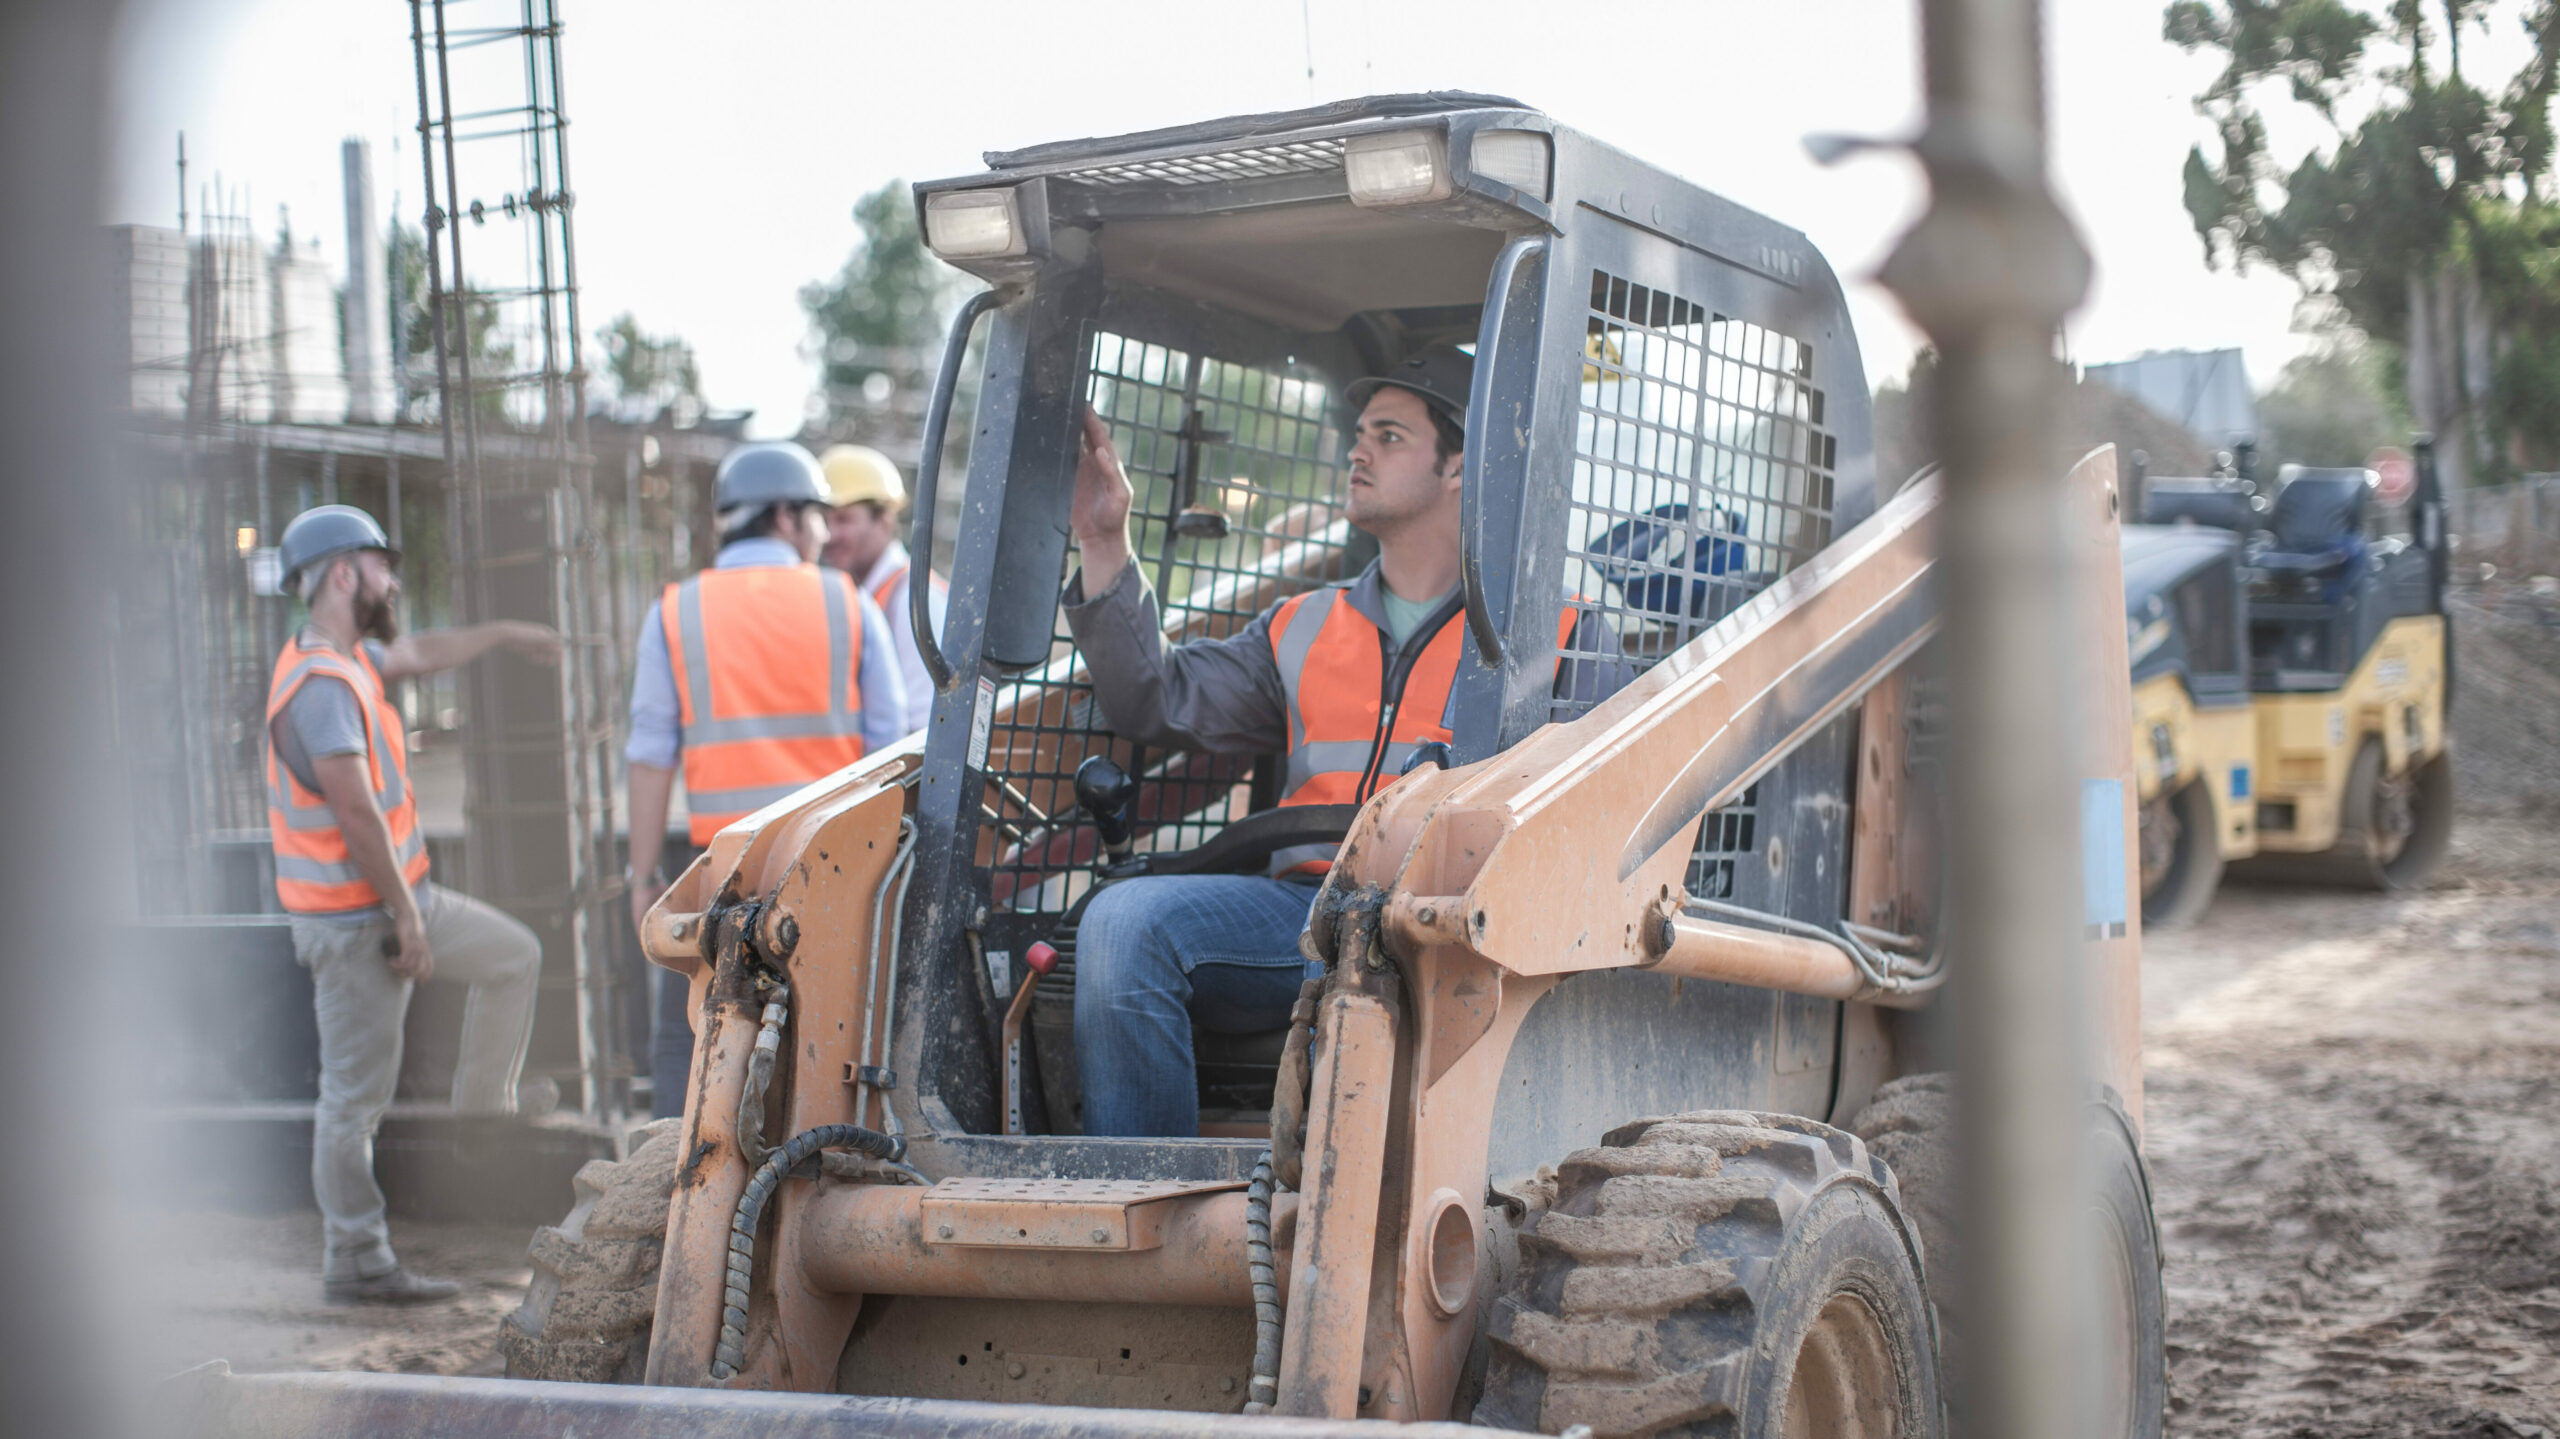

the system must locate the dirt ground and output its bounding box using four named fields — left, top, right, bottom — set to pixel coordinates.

left=131, top=1212, right=531, bottom=1381
left=131, top=591, right=2560, bottom=1435
left=2144, top=587, right=2560, bottom=1438
left=2146, top=806, right=2560, bottom=1437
